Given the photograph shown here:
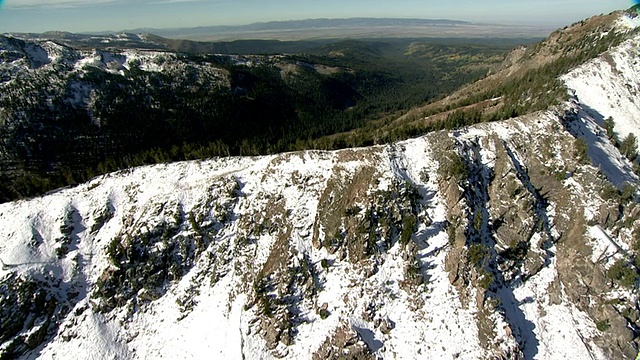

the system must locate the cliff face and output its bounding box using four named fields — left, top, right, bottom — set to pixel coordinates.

left=1, top=12, right=640, bottom=360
